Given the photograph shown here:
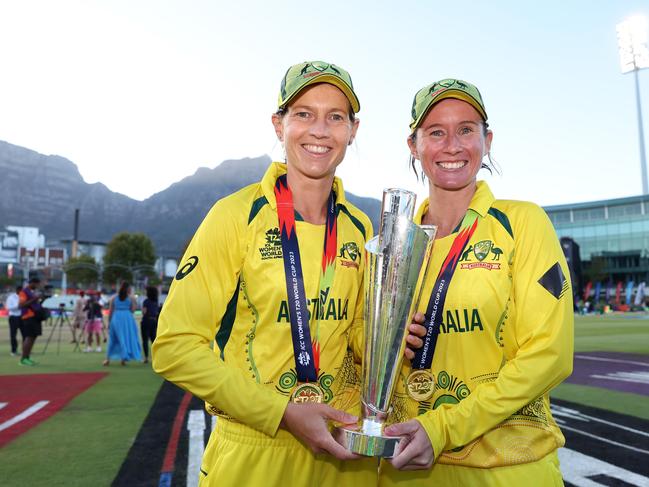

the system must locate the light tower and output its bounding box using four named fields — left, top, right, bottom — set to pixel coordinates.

left=617, top=15, right=649, bottom=194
